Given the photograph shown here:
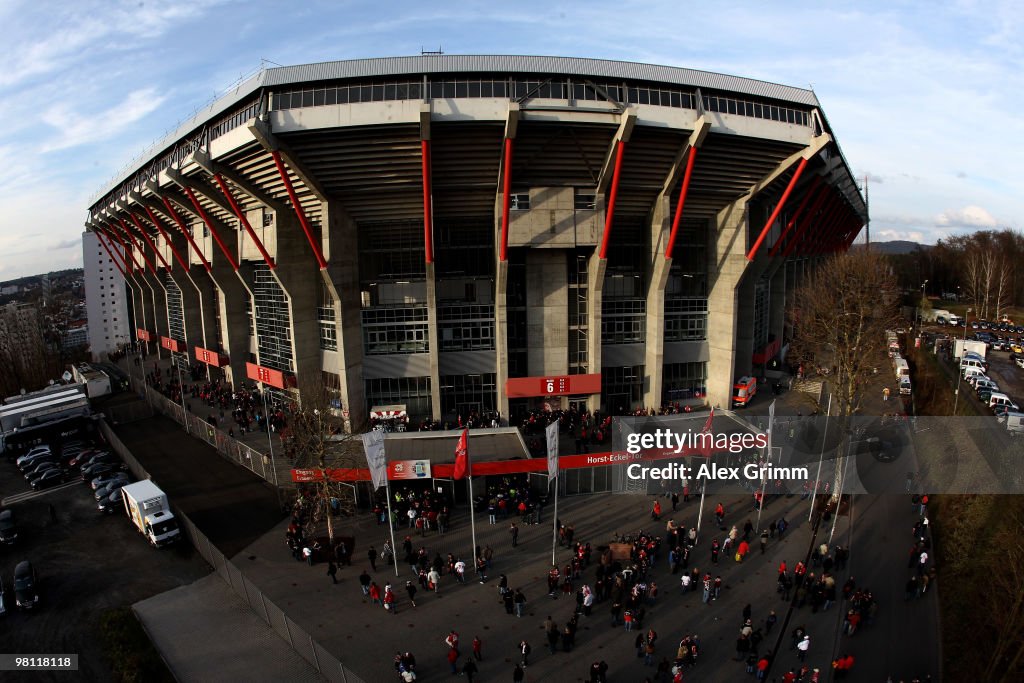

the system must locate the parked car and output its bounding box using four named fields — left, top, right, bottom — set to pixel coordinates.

left=16, top=450, right=57, bottom=471
left=80, top=461, right=123, bottom=481
left=29, top=468, right=68, bottom=490
left=974, top=379, right=1000, bottom=394
left=94, top=479, right=129, bottom=501
left=23, top=460, right=61, bottom=480
left=13, top=561, right=38, bottom=610
left=68, top=449, right=113, bottom=469
left=91, top=472, right=130, bottom=492
left=0, top=510, right=17, bottom=545
left=97, top=489, right=124, bottom=514
left=78, top=452, right=117, bottom=470
left=1016, top=357, right=1024, bottom=370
